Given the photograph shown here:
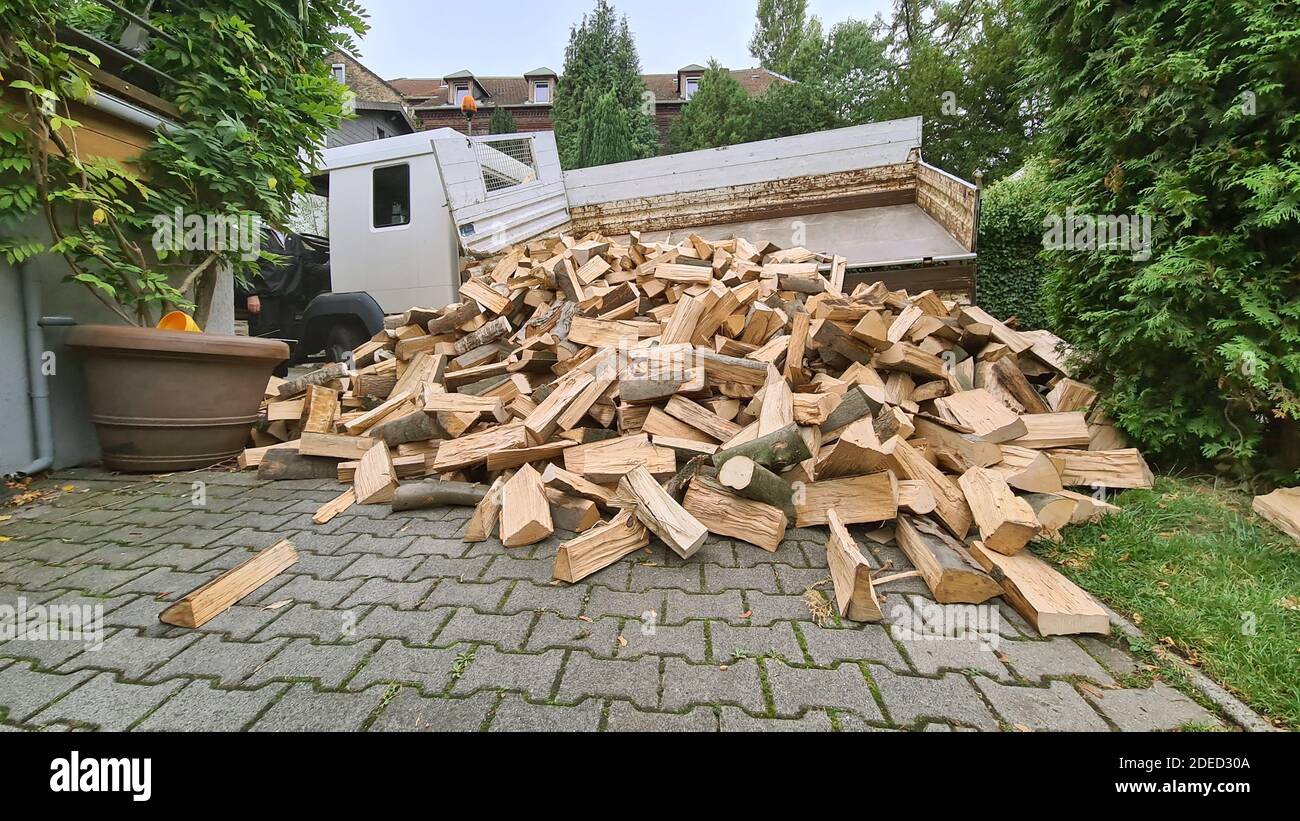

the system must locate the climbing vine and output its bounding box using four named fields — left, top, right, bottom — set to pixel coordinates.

left=0, top=0, right=365, bottom=325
